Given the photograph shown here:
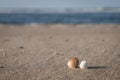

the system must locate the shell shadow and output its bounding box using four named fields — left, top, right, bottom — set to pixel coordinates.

left=88, top=66, right=108, bottom=69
